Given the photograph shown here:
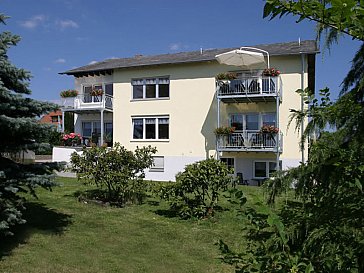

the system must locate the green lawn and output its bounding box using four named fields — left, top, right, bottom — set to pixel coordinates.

left=0, top=177, right=265, bottom=273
